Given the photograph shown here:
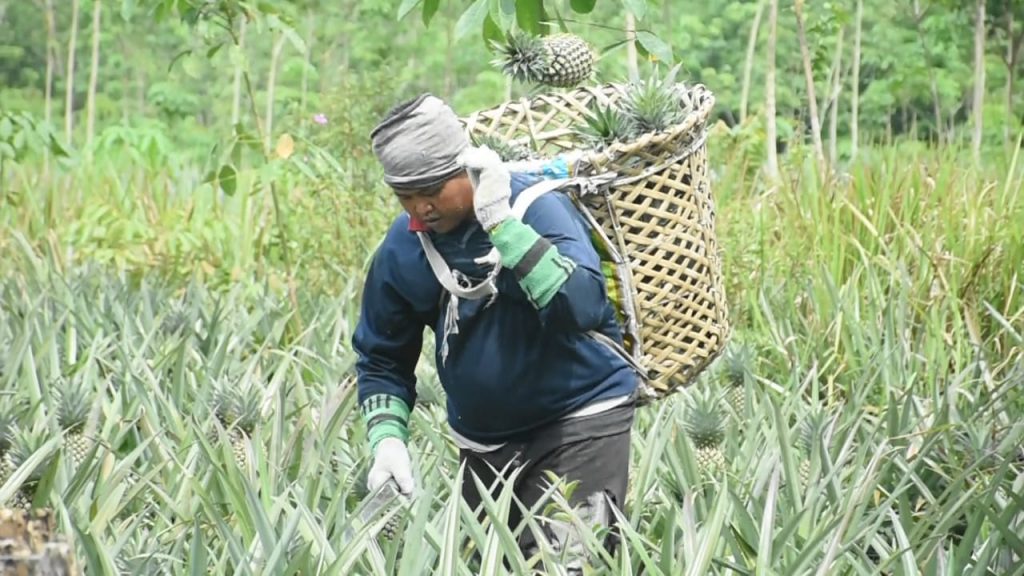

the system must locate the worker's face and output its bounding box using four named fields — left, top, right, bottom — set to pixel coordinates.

left=393, top=172, right=475, bottom=234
